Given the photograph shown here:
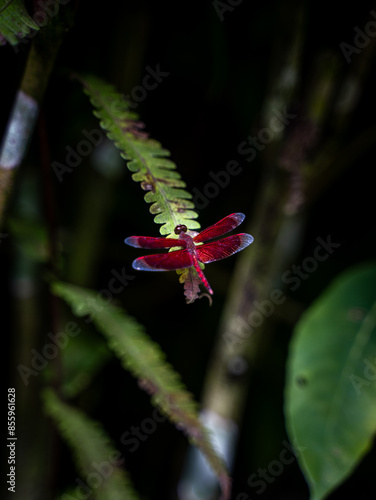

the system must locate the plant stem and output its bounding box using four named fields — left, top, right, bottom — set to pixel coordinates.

left=0, top=4, right=74, bottom=225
